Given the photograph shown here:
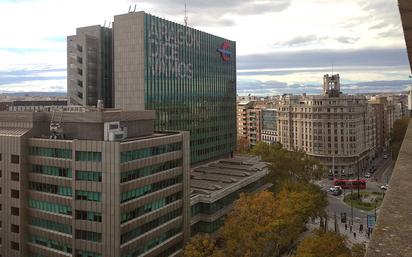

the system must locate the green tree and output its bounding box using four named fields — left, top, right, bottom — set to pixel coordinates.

left=294, top=229, right=351, bottom=257
left=251, top=142, right=326, bottom=188
left=390, top=117, right=410, bottom=160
